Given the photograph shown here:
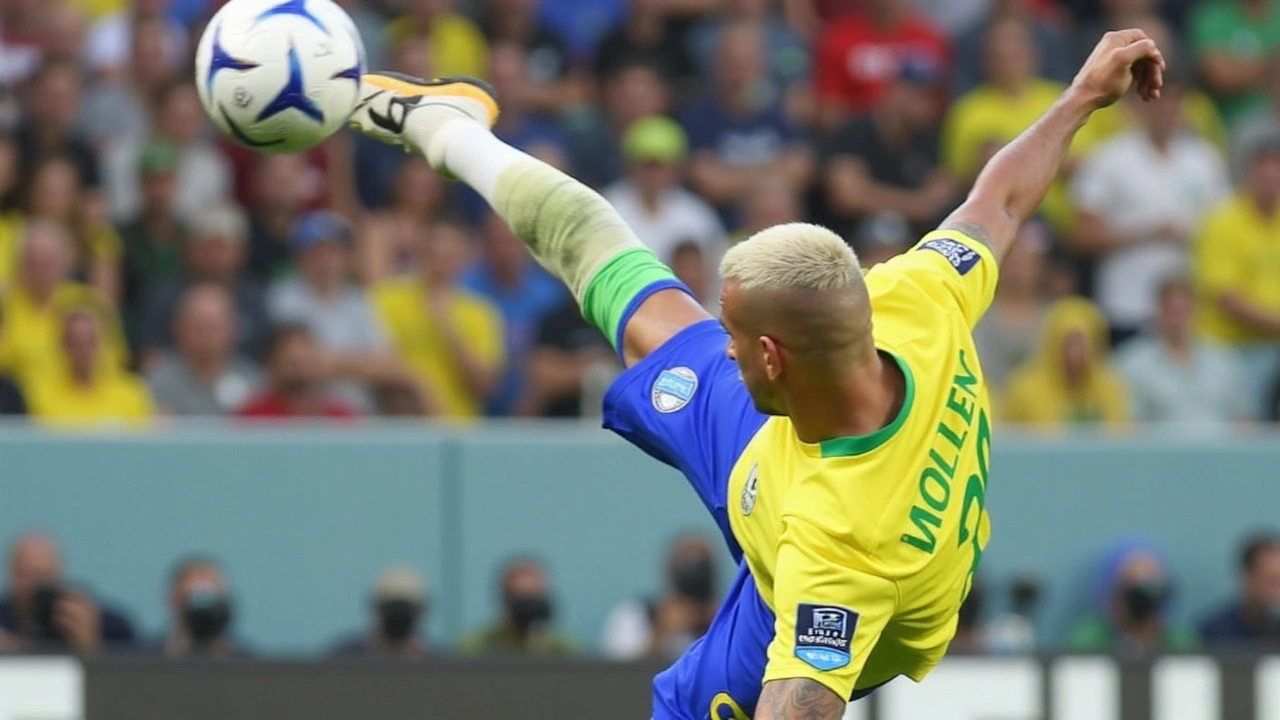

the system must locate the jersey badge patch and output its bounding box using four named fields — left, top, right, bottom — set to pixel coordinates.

left=795, top=604, right=857, bottom=671
left=740, top=464, right=759, bottom=516
left=651, top=367, right=698, bottom=413
left=919, top=237, right=981, bottom=275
